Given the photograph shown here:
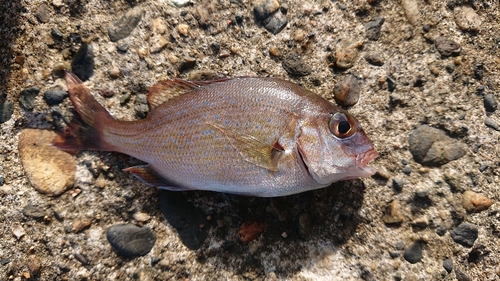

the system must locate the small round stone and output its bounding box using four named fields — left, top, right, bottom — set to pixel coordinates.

left=333, top=75, right=360, bottom=107
left=106, top=224, right=157, bottom=257
left=443, top=258, right=453, bottom=273
left=450, top=223, right=478, bottom=248
left=44, top=89, right=68, bottom=105
left=403, top=241, right=423, bottom=264
left=483, top=94, right=498, bottom=112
